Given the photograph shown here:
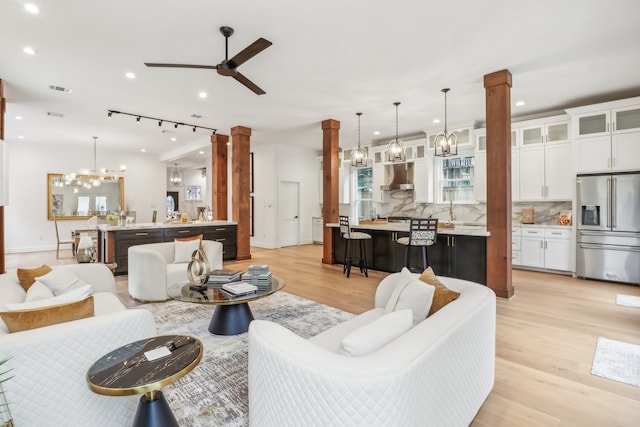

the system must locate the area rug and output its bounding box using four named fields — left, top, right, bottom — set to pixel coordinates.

left=591, top=337, right=640, bottom=388
left=615, top=294, right=640, bottom=308
left=139, top=292, right=354, bottom=427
